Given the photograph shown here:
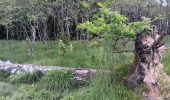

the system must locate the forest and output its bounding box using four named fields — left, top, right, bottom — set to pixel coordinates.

left=0, top=0, right=170, bottom=100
